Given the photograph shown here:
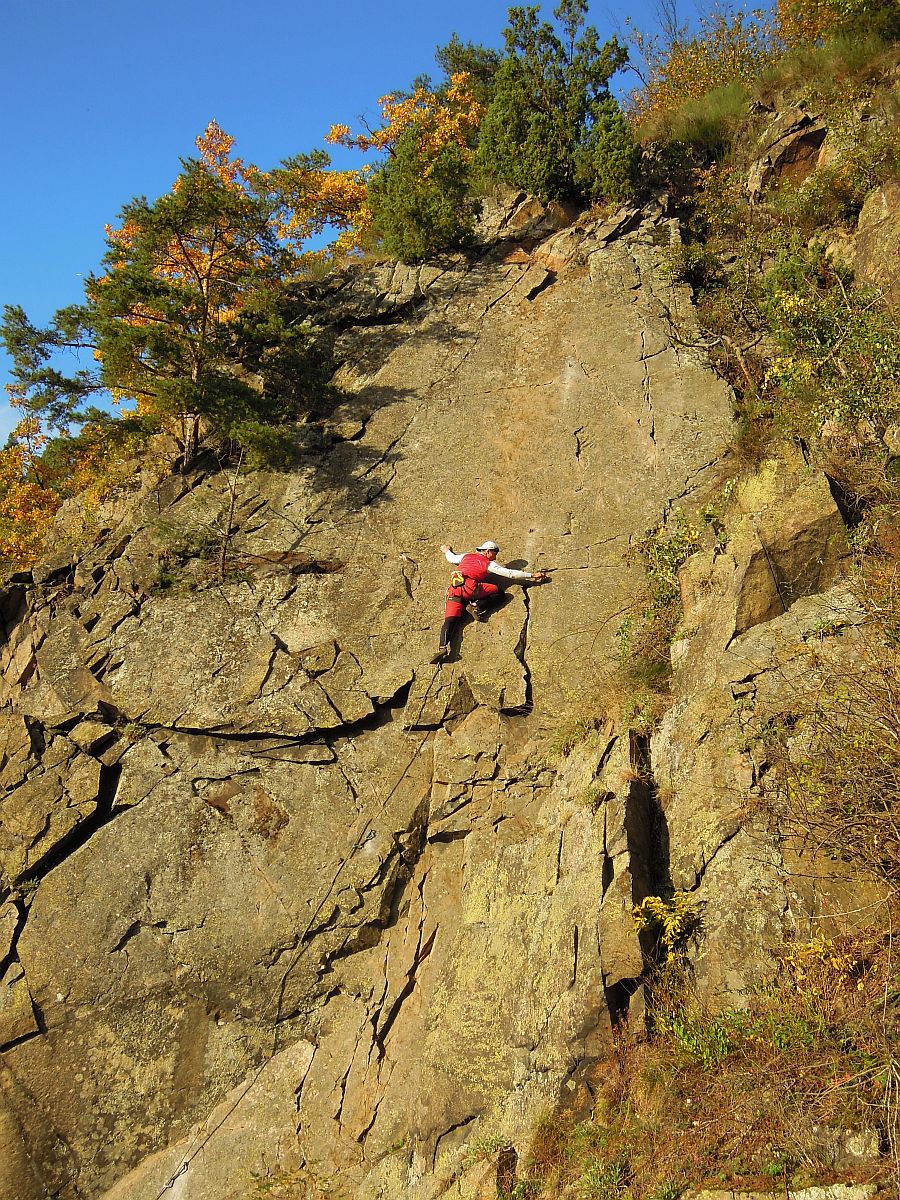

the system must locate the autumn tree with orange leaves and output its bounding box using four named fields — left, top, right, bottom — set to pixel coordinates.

left=263, top=73, right=485, bottom=265
left=0, top=419, right=64, bottom=569
left=264, top=149, right=371, bottom=261
left=86, top=121, right=302, bottom=464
